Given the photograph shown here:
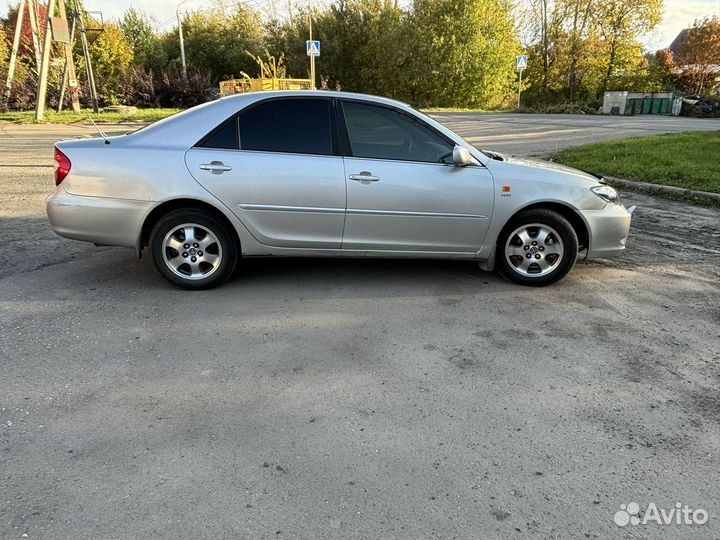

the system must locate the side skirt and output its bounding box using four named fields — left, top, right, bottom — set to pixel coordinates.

left=240, top=246, right=483, bottom=260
